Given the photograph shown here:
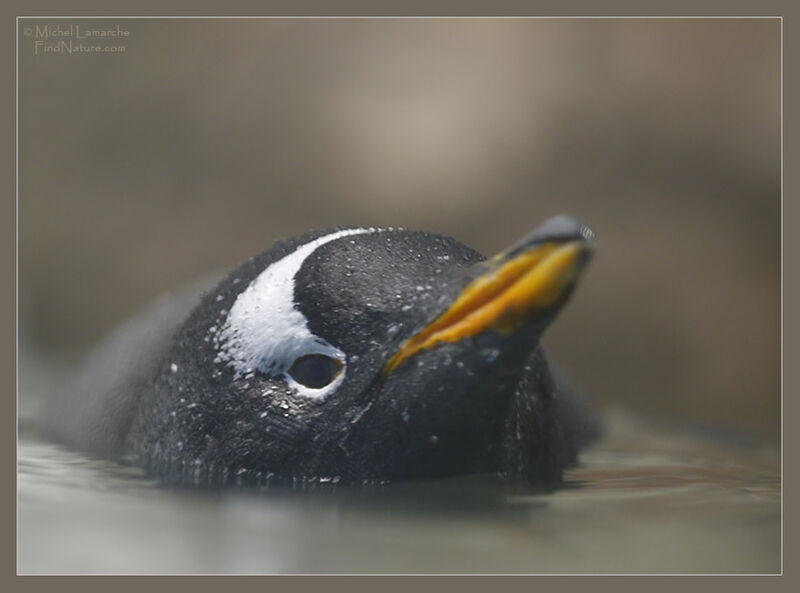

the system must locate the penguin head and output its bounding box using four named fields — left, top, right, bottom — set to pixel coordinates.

left=131, top=216, right=595, bottom=485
